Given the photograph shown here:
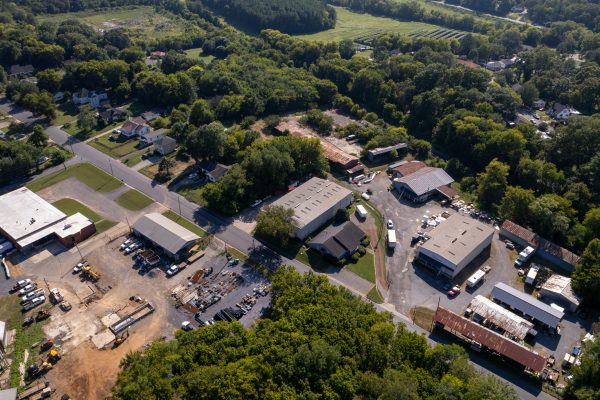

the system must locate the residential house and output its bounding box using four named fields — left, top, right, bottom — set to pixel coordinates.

left=139, top=128, right=166, bottom=145
left=309, top=221, right=366, bottom=261
left=7, top=64, right=34, bottom=79
left=119, top=117, right=150, bottom=138
left=72, top=89, right=108, bottom=108
left=484, top=61, right=506, bottom=71
left=141, top=111, right=160, bottom=122
left=532, top=99, right=546, bottom=110
left=98, top=108, right=126, bottom=125
left=548, top=103, right=581, bottom=121
left=393, top=167, right=455, bottom=203
left=154, top=136, right=177, bottom=155
left=52, top=92, right=65, bottom=102
left=150, top=51, right=166, bottom=59
left=201, top=162, right=231, bottom=182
